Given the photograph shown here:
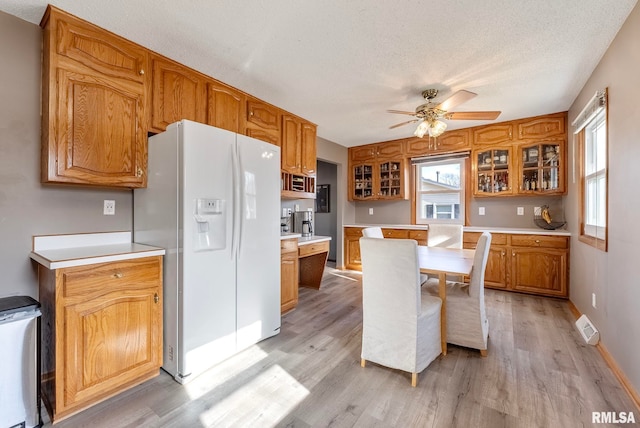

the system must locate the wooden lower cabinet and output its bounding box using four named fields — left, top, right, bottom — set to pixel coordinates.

left=38, top=256, right=163, bottom=422
left=281, top=238, right=299, bottom=314
left=463, top=232, right=569, bottom=297
left=345, top=227, right=569, bottom=298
